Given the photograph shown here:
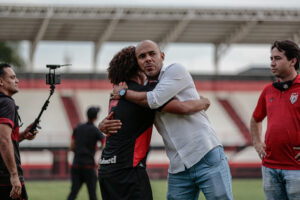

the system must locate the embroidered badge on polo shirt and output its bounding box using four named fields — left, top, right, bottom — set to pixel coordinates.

left=290, top=93, right=298, bottom=104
